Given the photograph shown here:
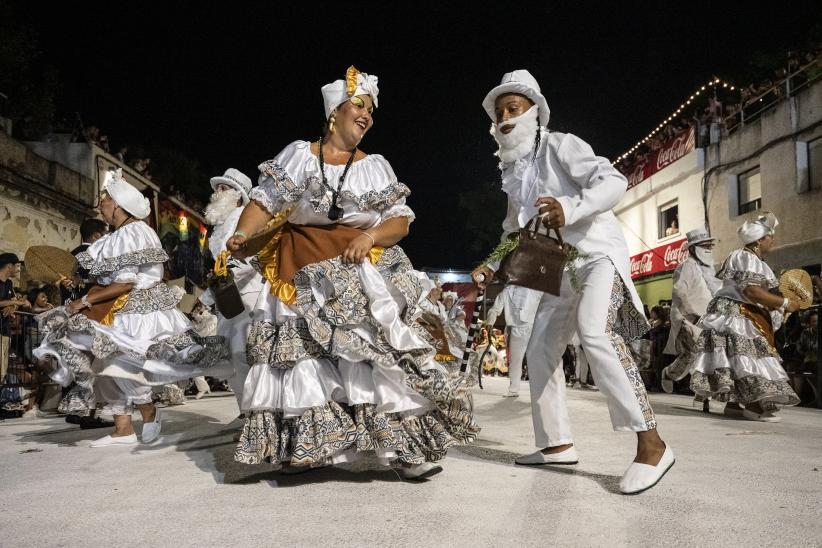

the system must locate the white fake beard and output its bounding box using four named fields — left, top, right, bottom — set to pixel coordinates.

left=190, top=307, right=218, bottom=337
left=204, top=188, right=243, bottom=225
left=693, top=247, right=714, bottom=267
left=492, top=106, right=540, bottom=163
